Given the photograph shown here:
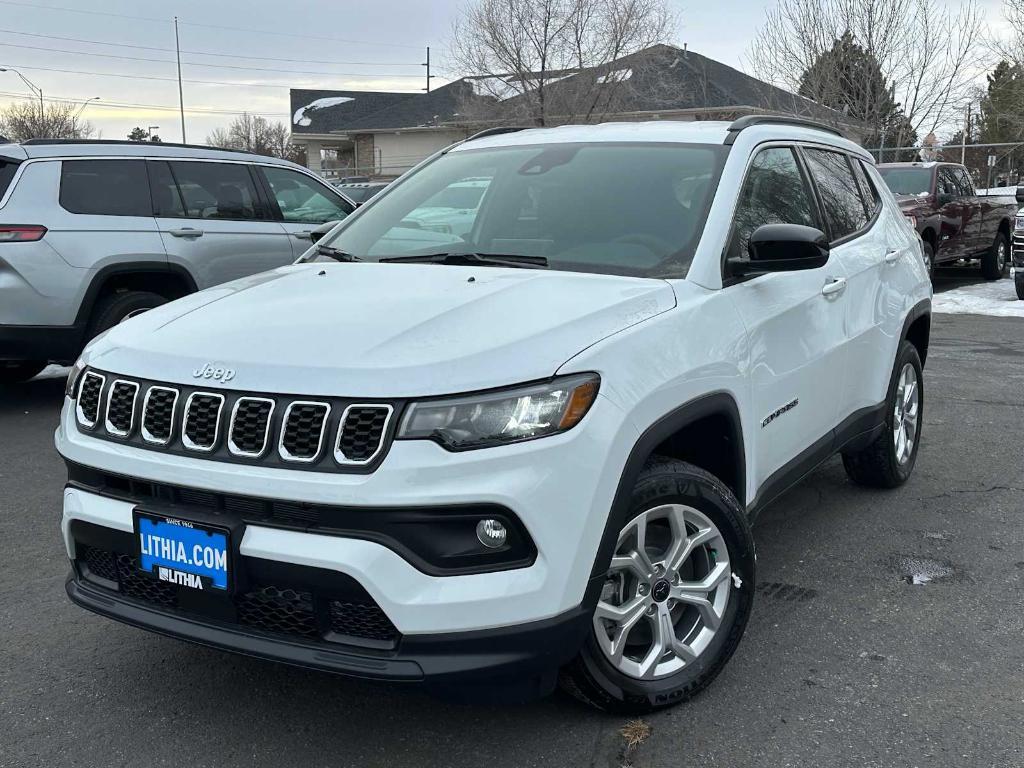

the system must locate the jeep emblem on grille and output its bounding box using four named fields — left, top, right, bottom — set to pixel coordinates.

left=192, top=363, right=235, bottom=383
